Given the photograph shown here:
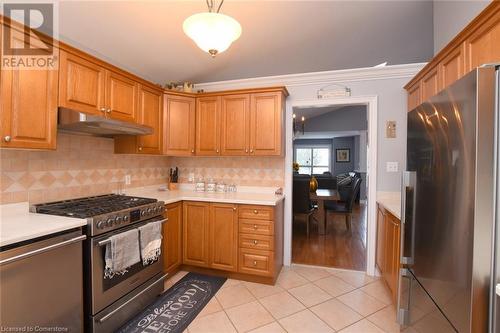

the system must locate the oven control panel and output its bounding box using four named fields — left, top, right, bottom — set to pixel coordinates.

left=92, top=203, right=165, bottom=235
